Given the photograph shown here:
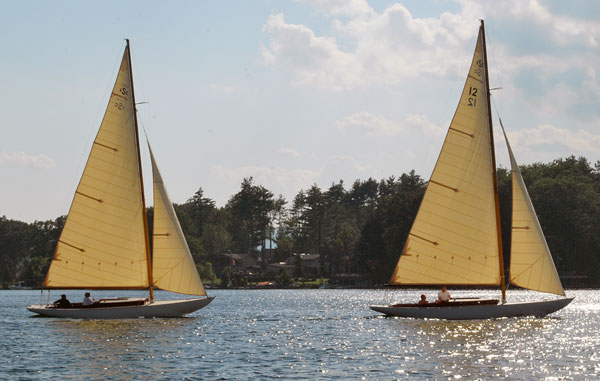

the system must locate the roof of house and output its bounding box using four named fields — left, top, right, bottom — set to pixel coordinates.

left=297, top=253, right=320, bottom=261
left=223, top=253, right=260, bottom=268
left=267, top=262, right=298, bottom=269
